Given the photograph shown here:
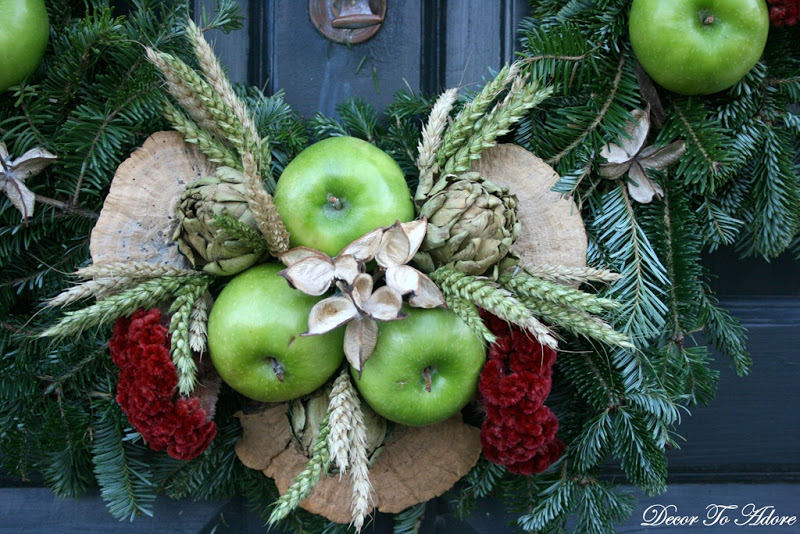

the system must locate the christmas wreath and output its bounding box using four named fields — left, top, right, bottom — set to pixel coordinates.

left=1, top=1, right=798, bottom=533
